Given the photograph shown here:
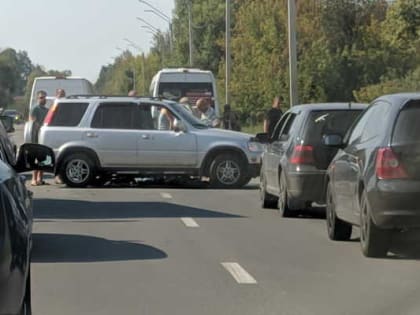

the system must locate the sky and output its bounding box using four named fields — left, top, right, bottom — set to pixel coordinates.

left=0, top=0, right=175, bottom=83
